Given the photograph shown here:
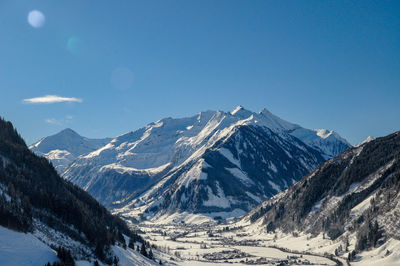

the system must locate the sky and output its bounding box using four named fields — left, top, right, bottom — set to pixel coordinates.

left=0, top=0, right=399, bottom=145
